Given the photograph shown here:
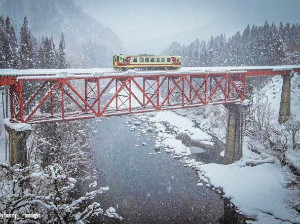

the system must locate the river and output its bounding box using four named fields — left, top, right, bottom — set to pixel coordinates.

left=87, top=115, right=246, bottom=223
